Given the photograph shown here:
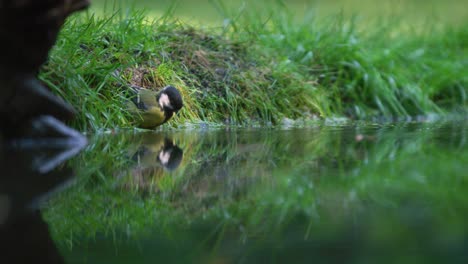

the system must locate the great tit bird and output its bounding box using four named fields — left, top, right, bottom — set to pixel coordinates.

left=126, top=85, right=183, bottom=129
